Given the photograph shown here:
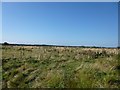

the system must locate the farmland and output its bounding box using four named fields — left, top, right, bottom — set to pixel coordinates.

left=1, top=45, right=120, bottom=88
